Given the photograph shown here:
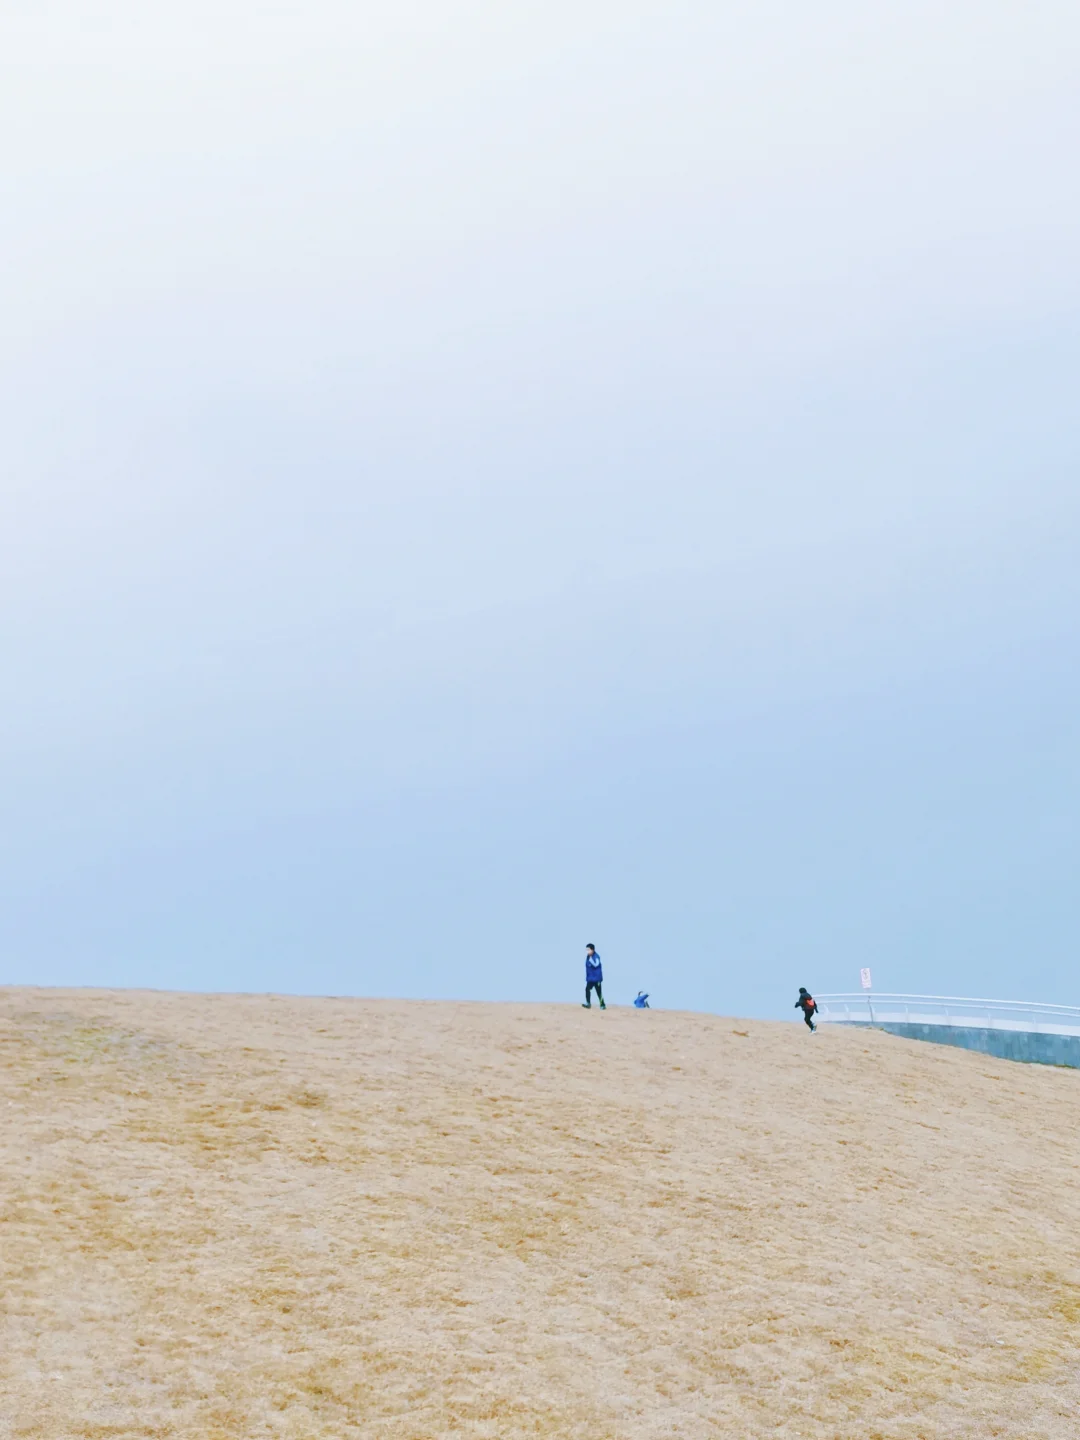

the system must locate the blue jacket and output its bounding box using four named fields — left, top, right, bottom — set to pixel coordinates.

left=586, top=952, right=603, bottom=983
